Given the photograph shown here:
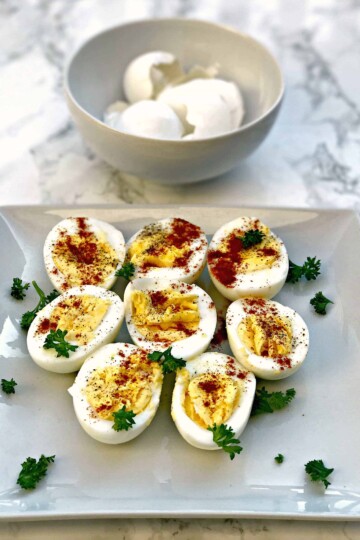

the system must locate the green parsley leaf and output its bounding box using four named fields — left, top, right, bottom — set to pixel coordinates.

left=115, top=262, right=135, bottom=280
left=251, top=387, right=296, bottom=416
left=17, top=454, right=55, bottom=490
left=148, top=347, right=186, bottom=374
left=275, top=453, right=284, bottom=464
left=112, top=406, right=136, bottom=431
left=10, top=278, right=30, bottom=300
left=207, top=423, right=243, bottom=460
left=1, top=378, right=17, bottom=395
left=20, top=281, right=59, bottom=330
left=241, top=229, right=266, bottom=249
left=43, top=329, right=78, bottom=358
left=286, top=257, right=321, bottom=283
left=310, top=291, right=333, bottom=315
left=305, top=459, right=334, bottom=489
